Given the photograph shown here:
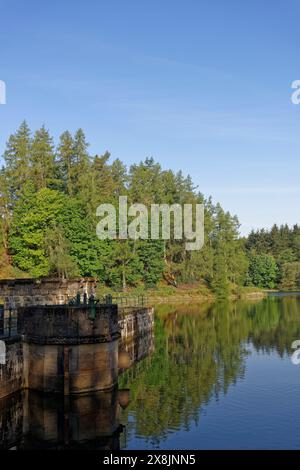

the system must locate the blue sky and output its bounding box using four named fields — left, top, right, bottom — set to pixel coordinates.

left=0, top=0, right=299, bottom=235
